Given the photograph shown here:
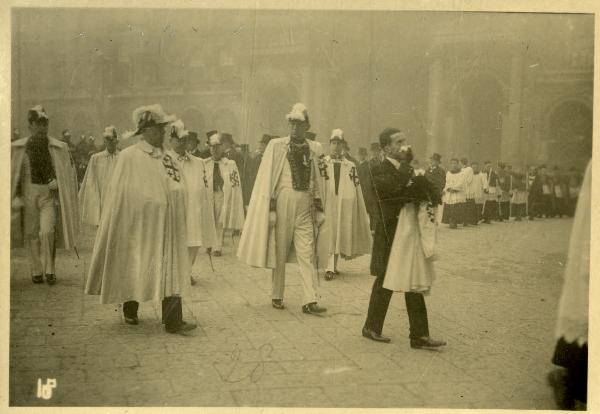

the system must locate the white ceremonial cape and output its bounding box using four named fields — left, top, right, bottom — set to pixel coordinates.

left=555, top=160, right=591, bottom=345
left=202, top=157, right=245, bottom=236
left=317, top=155, right=372, bottom=262
left=78, top=149, right=120, bottom=227
left=237, top=136, right=326, bottom=269
left=11, top=136, right=79, bottom=249
left=85, top=140, right=190, bottom=304
left=384, top=202, right=436, bottom=293
left=168, top=151, right=217, bottom=248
